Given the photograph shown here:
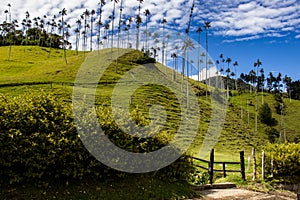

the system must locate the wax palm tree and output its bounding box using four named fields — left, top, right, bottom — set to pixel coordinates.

left=90, top=9, right=96, bottom=51
left=39, top=17, right=46, bottom=46
left=82, top=10, right=90, bottom=52
left=7, top=3, right=12, bottom=23
left=233, top=61, right=238, bottom=90
left=23, top=11, right=31, bottom=52
left=219, top=54, right=225, bottom=75
left=126, top=17, right=133, bottom=48
left=200, top=52, right=205, bottom=82
left=116, top=0, right=124, bottom=71
left=215, top=60, right=220, bottom=74
left=196, top=27, right=203, bottom=89
left=173, top=45, right=179, bottom=79
left=171, top=53, right=177, bottom=80
left=208, top=59, right=213, bottom=86
left=6, top=20, right=19, bottom=60
left=4, top=10, right=8, bottom=23
left=97, top=0, right=106, bottom=52
left=144, top=9, right=150, bottom=51
left=59, top=8, right=68, bottom=64
left=75, top=19, right=81, bottom=55
left=110, top=0, right=119, bottom=59
left=181, top=0, right=195, bottom=95
left=104, top=22, right=110, bottom=48
left=254, top=59, right=262, bottom=133
left=161, top=18, right=167, bottom=65
left=260, top=68, right=265, bottom=104
left=48, top=15, right=57, bottom=58
left=117, top=0, right=124, bottom=48
left=135, top=0, right=144, bottom=50
left=204, top=22, right=211, bottom=101
left=225, top=57, right=232, bottom=99
left=182, top=38, right=195, bottom=107
left=152, top=32, right=160, bottom=57
left=165, top=34, right=170, bottom=64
